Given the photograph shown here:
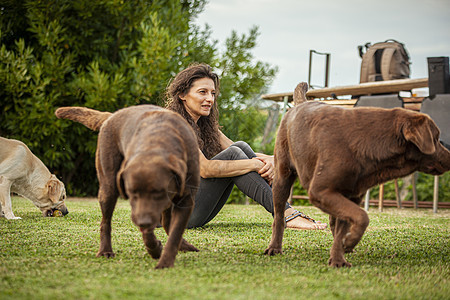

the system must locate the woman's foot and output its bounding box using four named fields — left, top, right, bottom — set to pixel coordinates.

left=284, top=207, right=327, bottom=230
